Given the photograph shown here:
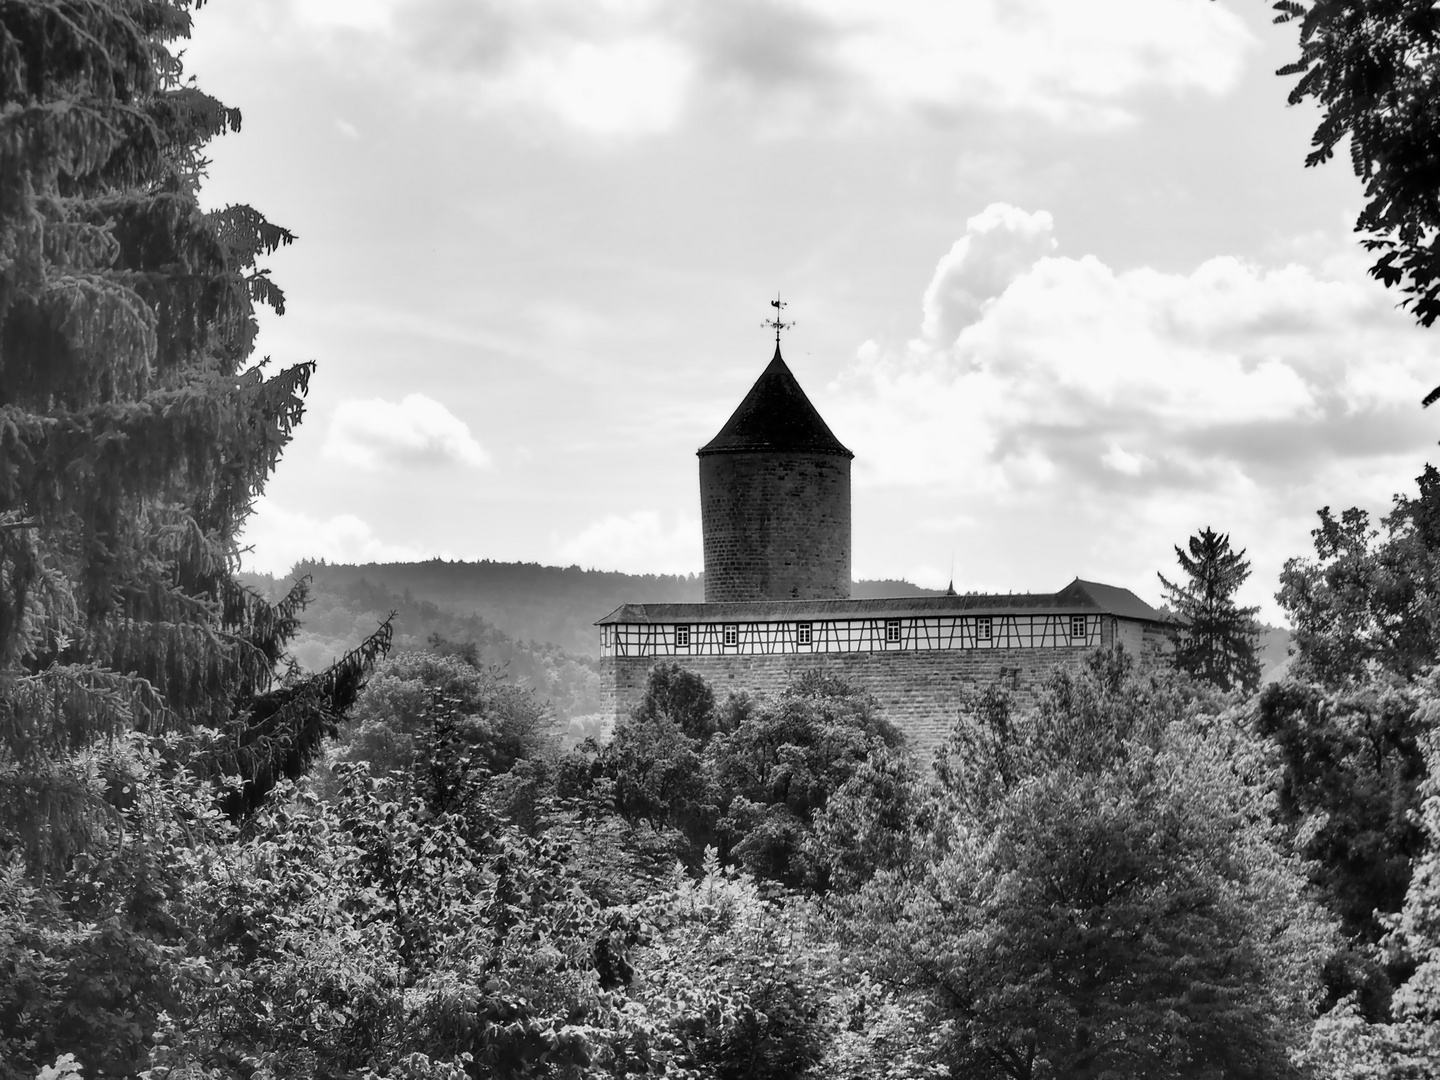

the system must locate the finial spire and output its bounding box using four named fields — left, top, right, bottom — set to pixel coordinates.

left=763, top=293, right=794, bottom=348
